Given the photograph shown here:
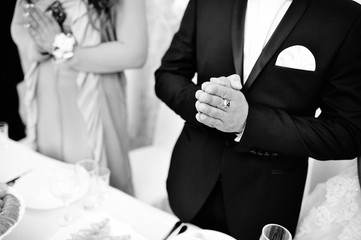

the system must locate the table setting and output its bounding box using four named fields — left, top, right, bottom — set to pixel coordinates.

left=1, top=136, right=230, bottom=240
left=0, top=131, right=292, bottom=240
left=0, top=137, right=184, bottom=240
